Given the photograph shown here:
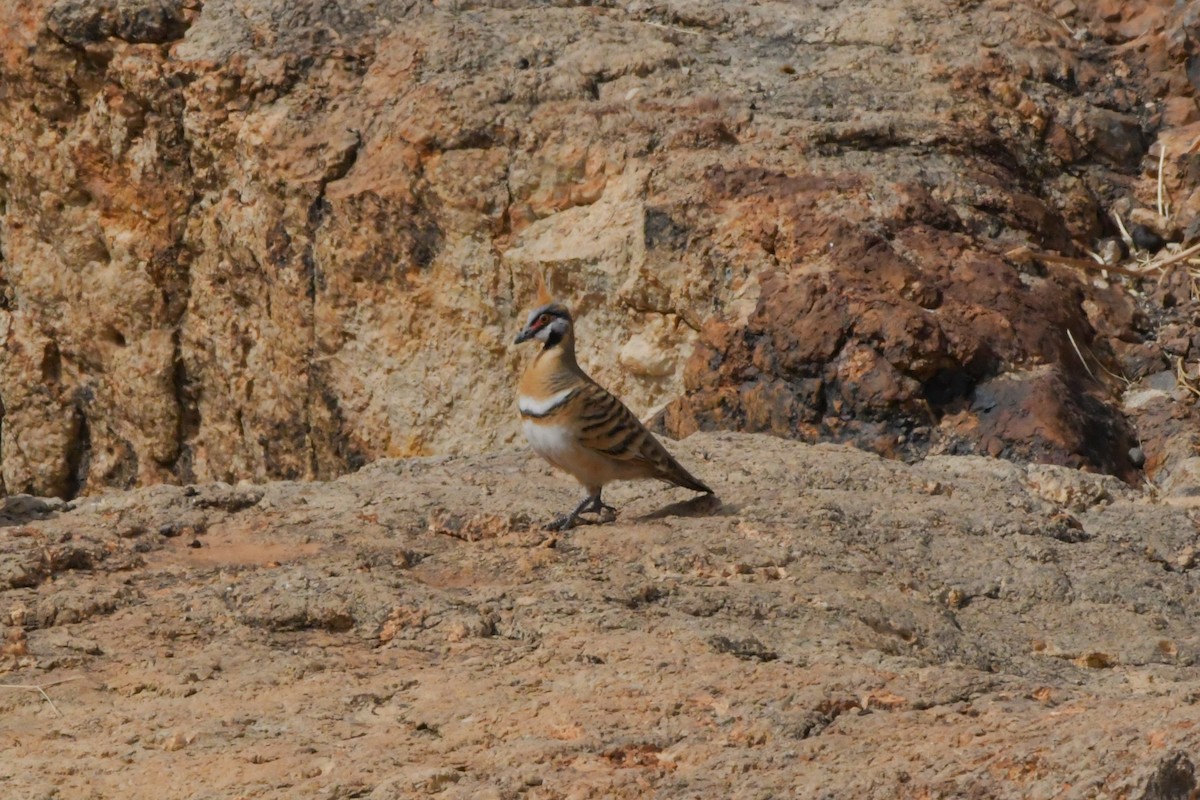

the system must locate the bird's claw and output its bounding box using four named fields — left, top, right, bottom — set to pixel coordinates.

left=544, top=514, right=578, bottom=532
left=582, top=499, right=616, bottom=518
left=545, top=497, right=617, bottom=531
